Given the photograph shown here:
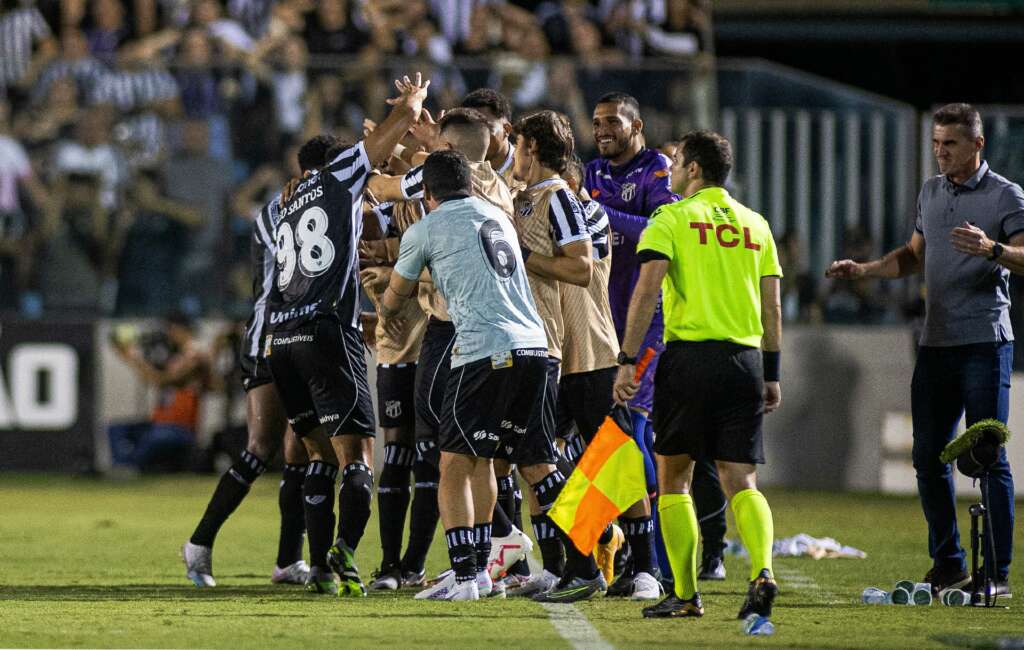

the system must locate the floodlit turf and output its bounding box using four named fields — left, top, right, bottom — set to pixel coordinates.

left=0, top=475, right=1021, bottom=649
